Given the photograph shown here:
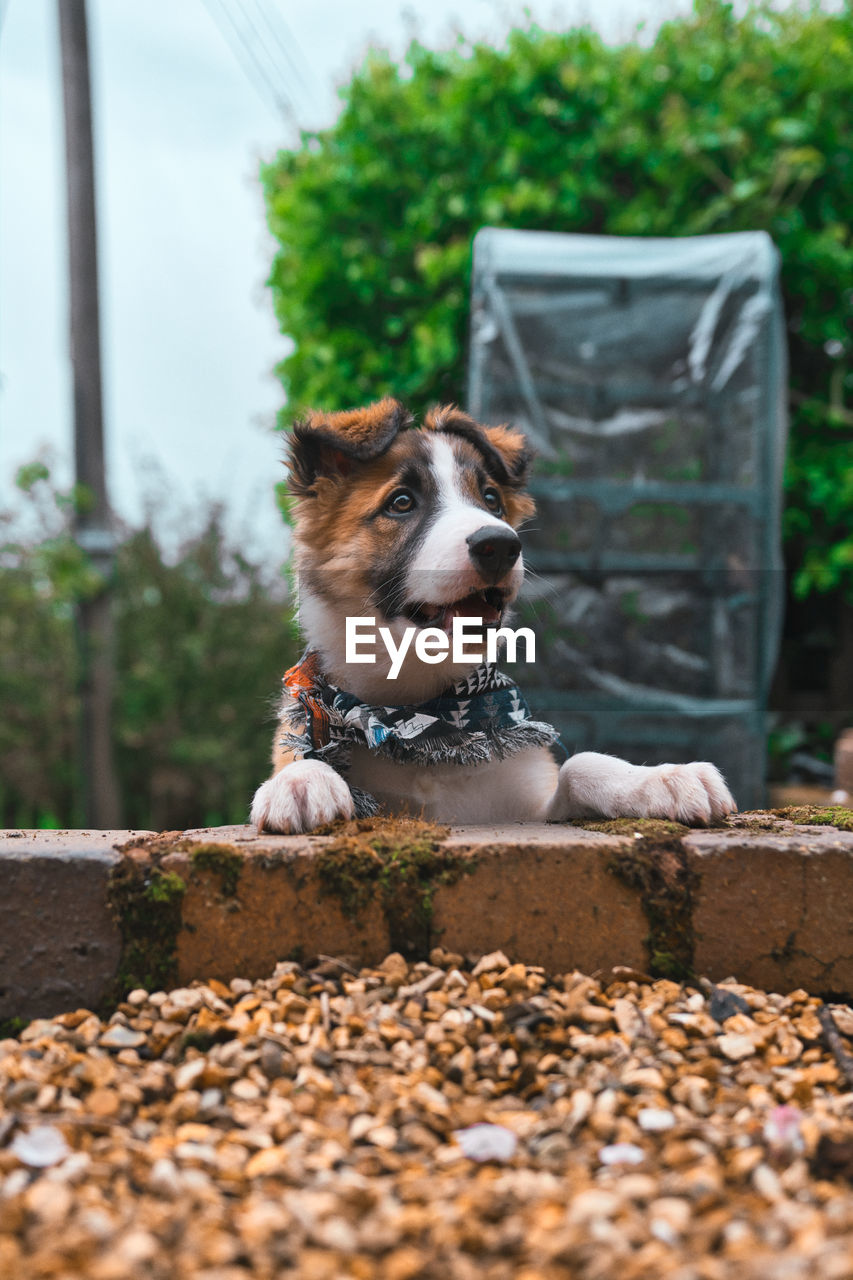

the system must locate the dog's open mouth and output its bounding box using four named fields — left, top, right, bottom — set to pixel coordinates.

left=403, top=587, right=507, bottom=634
